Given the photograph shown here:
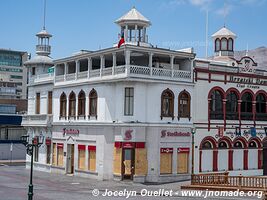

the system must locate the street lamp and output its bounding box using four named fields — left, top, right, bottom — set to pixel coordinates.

left=21, top=134, right=44, bottom=200
left=191, top=126, right=196, bottom=175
